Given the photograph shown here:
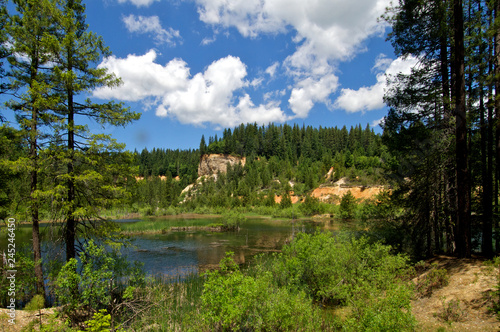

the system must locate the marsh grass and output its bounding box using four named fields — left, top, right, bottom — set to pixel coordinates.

left=118, top=218, right=217, bottom=234
left=128, top=271, right=206, bottom=330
